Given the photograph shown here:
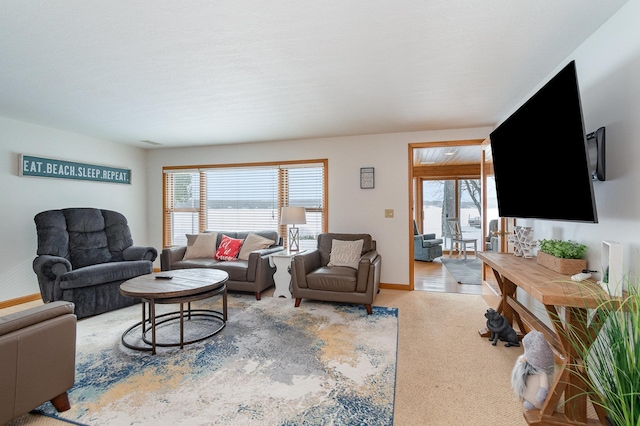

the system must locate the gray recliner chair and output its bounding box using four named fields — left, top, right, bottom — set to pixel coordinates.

left=0, top=301, right=76, bottom=425
left=33, top=208, right=157, bottom=319
left=291, top=233, right=381, bottom=314
left=413, top=221, right=443, bottom=262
